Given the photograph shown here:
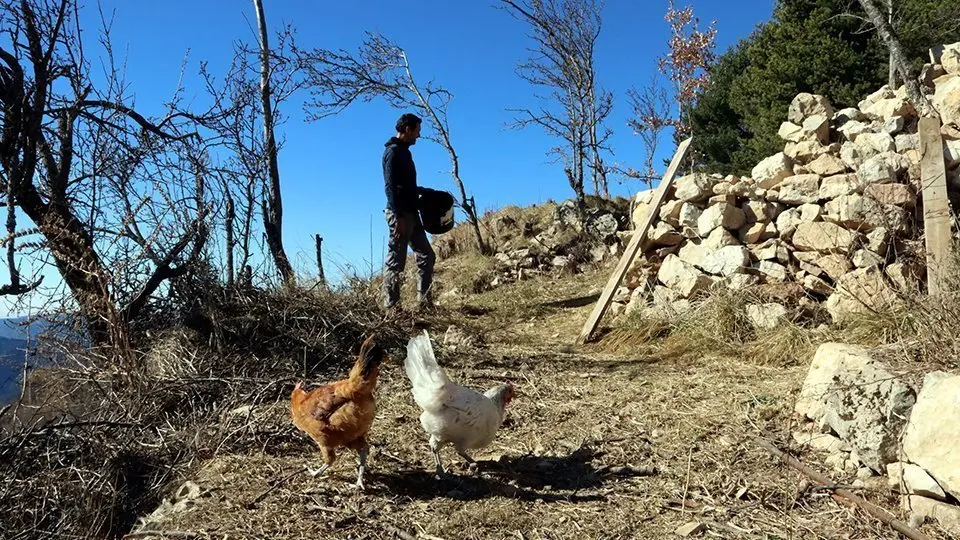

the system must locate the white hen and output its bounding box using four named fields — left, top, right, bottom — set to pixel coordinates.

left=404, top=329, right=515, bottom=475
